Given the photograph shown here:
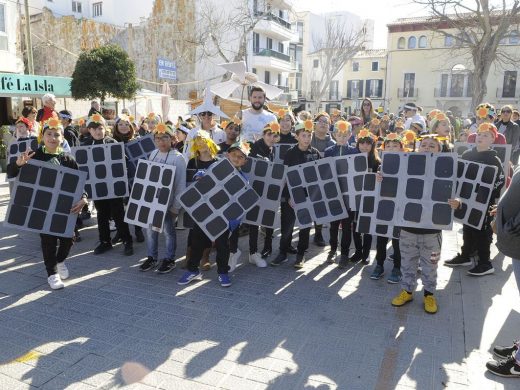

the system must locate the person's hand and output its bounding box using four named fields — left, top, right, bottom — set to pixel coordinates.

left=288, top=199, right=295, bottom=208
left=192, top=170, right=205, bottom=181
left=448, top=198, right=461, bottom=210
left=71, top=197, right=88, bottom=214
left=376, top=171, right=383, bottom=182
left=16, top=150, right=35, bottom=167
left=489, top=205, right=497, bottom=216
